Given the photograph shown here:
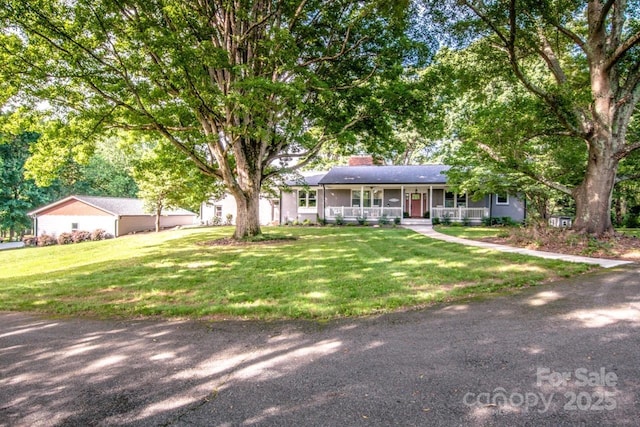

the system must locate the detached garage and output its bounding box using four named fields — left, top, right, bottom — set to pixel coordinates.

left=29, top=196, right=197, bottom=238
